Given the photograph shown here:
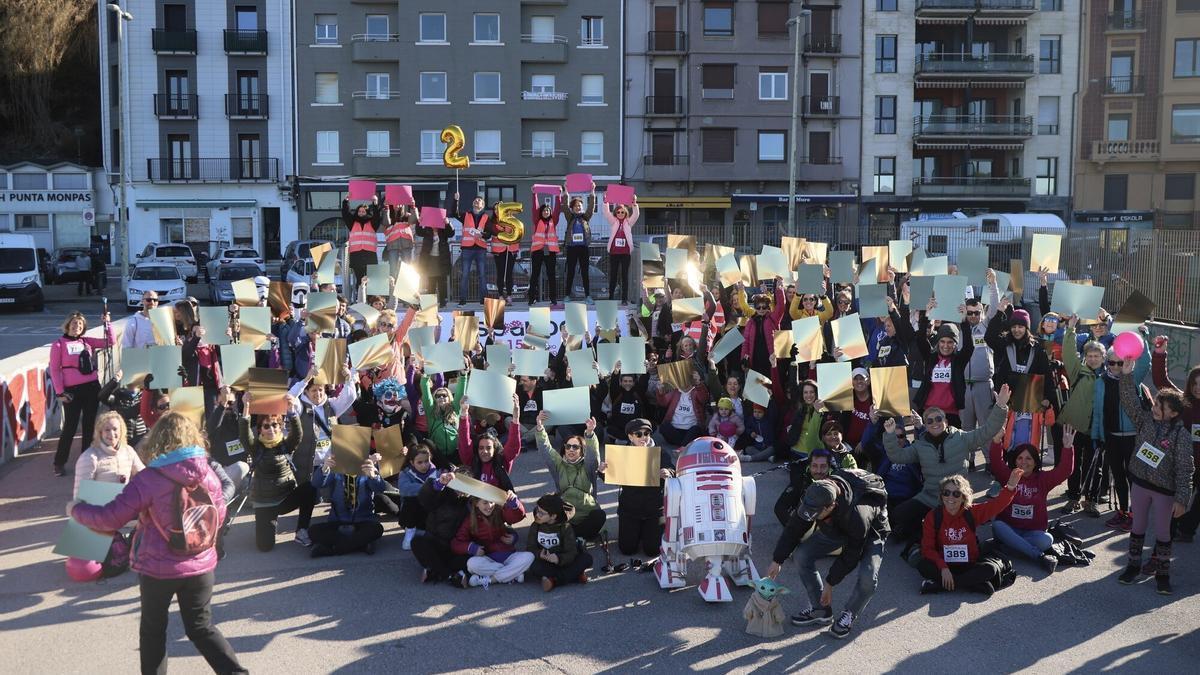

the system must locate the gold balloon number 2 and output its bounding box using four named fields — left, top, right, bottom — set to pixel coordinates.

left=494, top=202, right=525, bottom=244
left=441, top=125, right=470, bottom=170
